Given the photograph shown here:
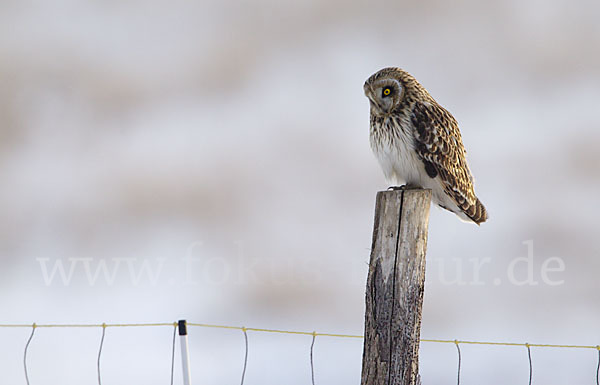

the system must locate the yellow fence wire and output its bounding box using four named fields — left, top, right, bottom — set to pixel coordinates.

left=1, top=322, right=598, bottom=350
